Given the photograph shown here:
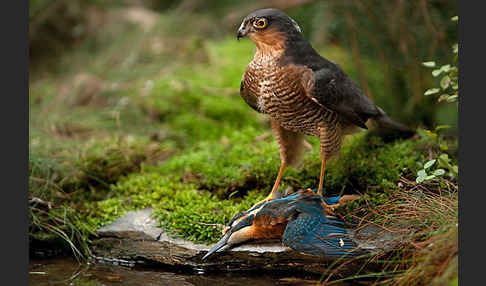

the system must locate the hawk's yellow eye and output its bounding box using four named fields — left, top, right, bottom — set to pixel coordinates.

left=253, top=18, right=267, bottom=29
